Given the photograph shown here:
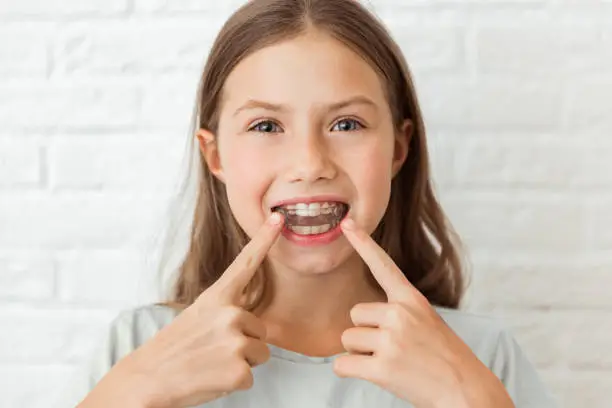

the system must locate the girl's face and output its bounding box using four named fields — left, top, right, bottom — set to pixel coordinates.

left=202, top=30, right=410, bottom=275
